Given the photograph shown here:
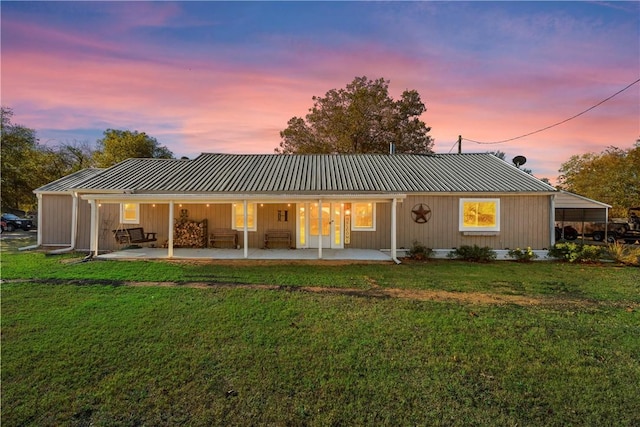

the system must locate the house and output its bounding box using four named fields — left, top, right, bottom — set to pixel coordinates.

left=34, top=153, right=559, bottom=261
